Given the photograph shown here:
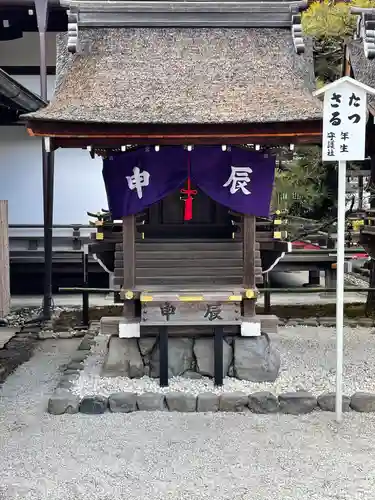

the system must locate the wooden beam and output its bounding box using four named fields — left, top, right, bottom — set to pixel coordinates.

left=51, top=134, right=321, bottom=148
left=0, top=201, right=10, bottom=320
left=122, top=215, right=136, bottom=290
left=2, top=66, right=56, bottom=76
left=25, top=119, right=322, bottom=144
